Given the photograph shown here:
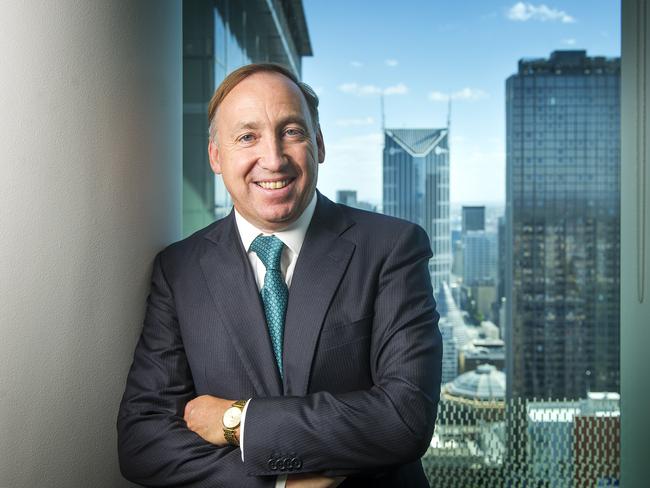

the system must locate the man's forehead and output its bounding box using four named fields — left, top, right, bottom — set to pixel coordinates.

left=216, top=73, right=310, bottom=125
left=225, top=71, right=303, bottom=105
